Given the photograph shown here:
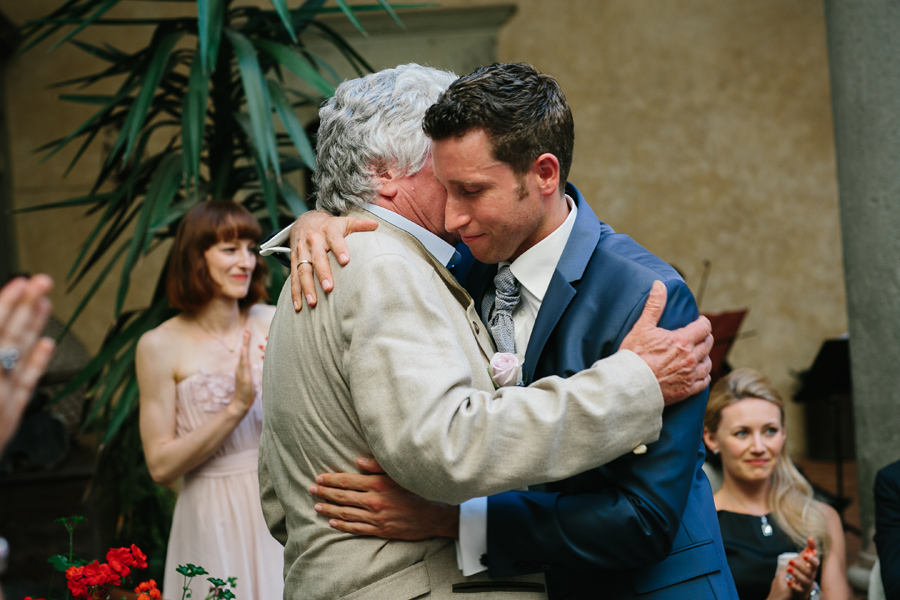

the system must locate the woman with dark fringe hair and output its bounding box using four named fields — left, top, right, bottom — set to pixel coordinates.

left=704, top=368, right=850, bottom=600
left=136, top=201, right=282, bottom=599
